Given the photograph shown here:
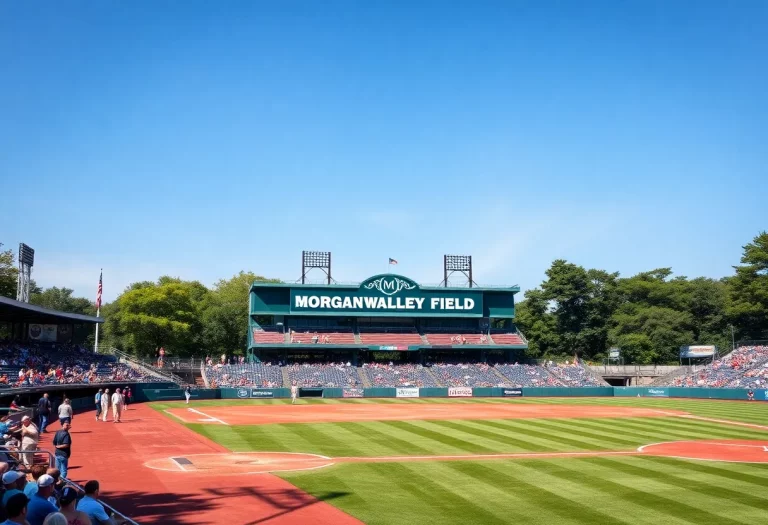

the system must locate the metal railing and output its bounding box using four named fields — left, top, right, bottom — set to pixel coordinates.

left=106, top=348, right=185, bottom=386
